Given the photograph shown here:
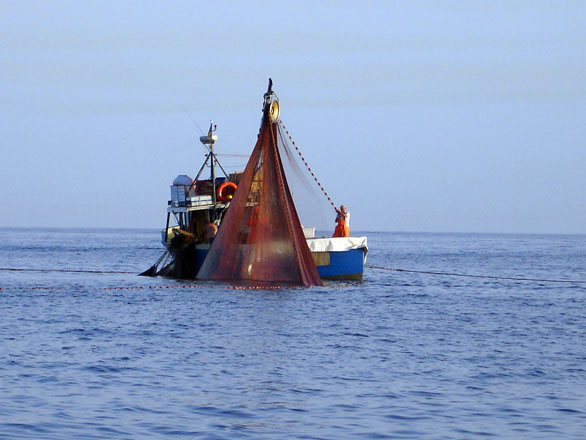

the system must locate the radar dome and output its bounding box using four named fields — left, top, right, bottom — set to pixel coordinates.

left=172, top=175, right=193, bottom=186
